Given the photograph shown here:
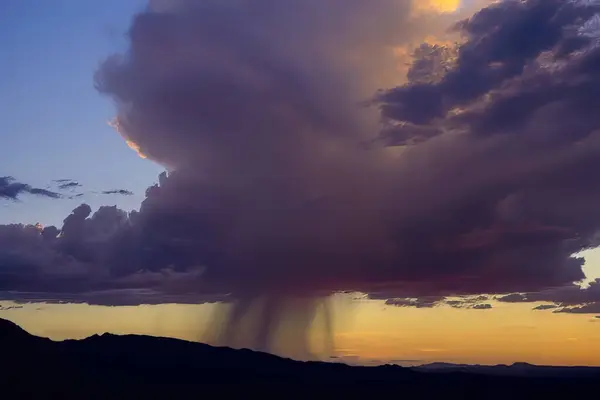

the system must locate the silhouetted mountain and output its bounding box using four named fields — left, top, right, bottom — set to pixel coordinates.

left=0, top=317, right=29, bottom=340
left=416, top=361, right=600, bottom=378
left=1, top=318, right=598, bottom=398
